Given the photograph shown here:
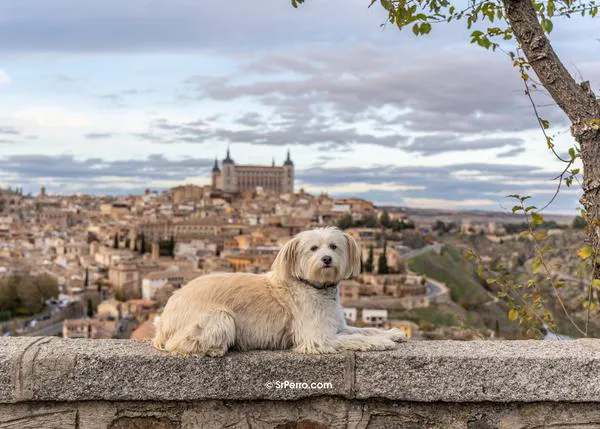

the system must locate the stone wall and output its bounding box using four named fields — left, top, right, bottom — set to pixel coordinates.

left=2, top=337, right=600, bottom=428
